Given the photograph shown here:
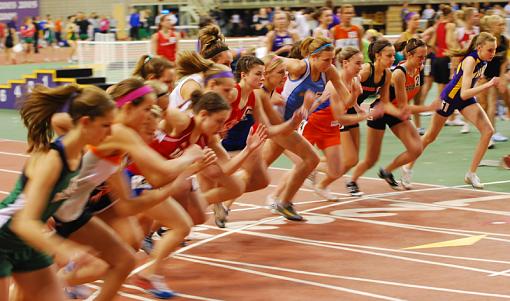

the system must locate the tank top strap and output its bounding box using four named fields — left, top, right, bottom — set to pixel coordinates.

left=49, top=137, right=72, bottom=173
